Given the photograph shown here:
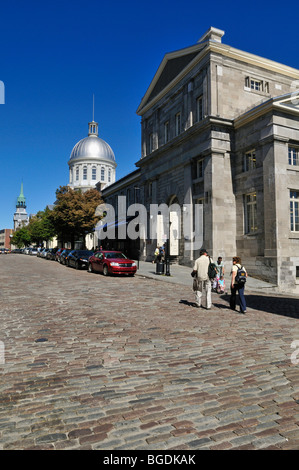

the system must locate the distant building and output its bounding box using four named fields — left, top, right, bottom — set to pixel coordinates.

left=0, top=229, right=13, bottom=250
left=68, top=120, right=117, bottom=192
left=13, top=182, right=29, bottom=230
left=101, top=27, right=299, bottom=293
